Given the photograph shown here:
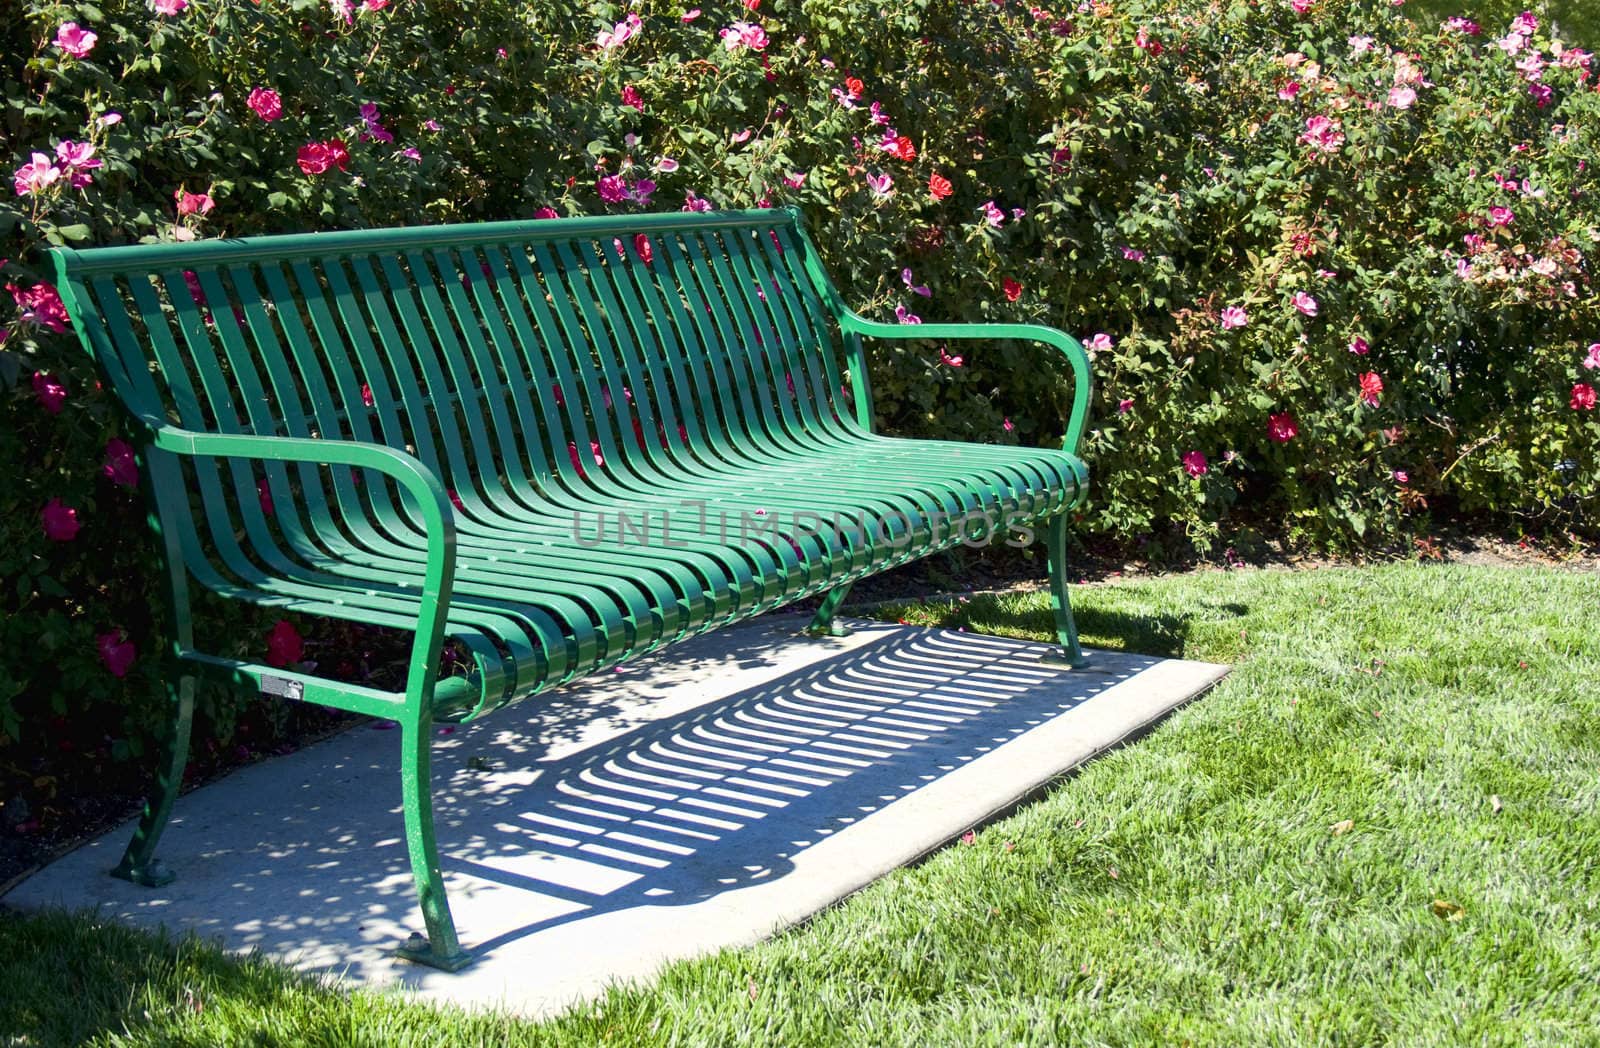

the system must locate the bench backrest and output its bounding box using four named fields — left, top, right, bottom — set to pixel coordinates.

left=50, top=209, right=864, bottom=497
